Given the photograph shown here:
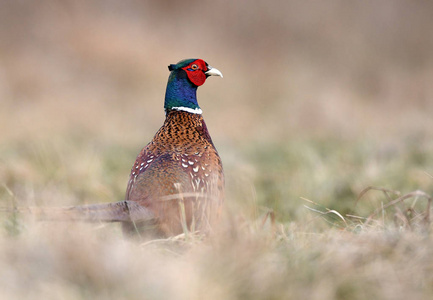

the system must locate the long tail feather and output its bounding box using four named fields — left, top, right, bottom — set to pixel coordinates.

left=0, top=201, right=154, bottom=223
